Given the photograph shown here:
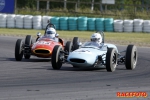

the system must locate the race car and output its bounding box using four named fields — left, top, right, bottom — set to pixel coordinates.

left=15, top=23, right=74, bottom=61
left=51, top=31, right=138, bottom=72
